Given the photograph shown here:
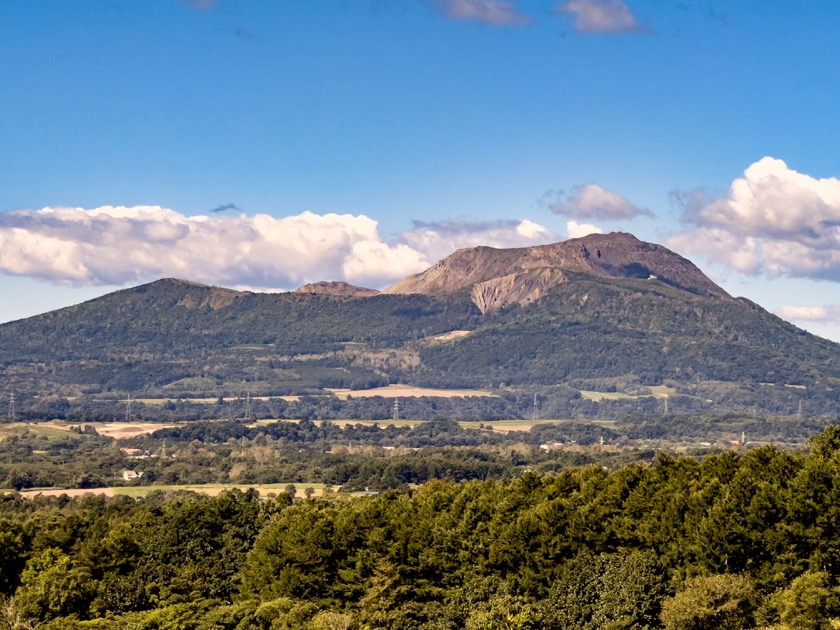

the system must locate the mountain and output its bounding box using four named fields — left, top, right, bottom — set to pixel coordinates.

left=385, top=232, right=730, bottom=312
left=1, top=232, right=839, bottom=418
left=295, top=281, right=379, bottom=298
